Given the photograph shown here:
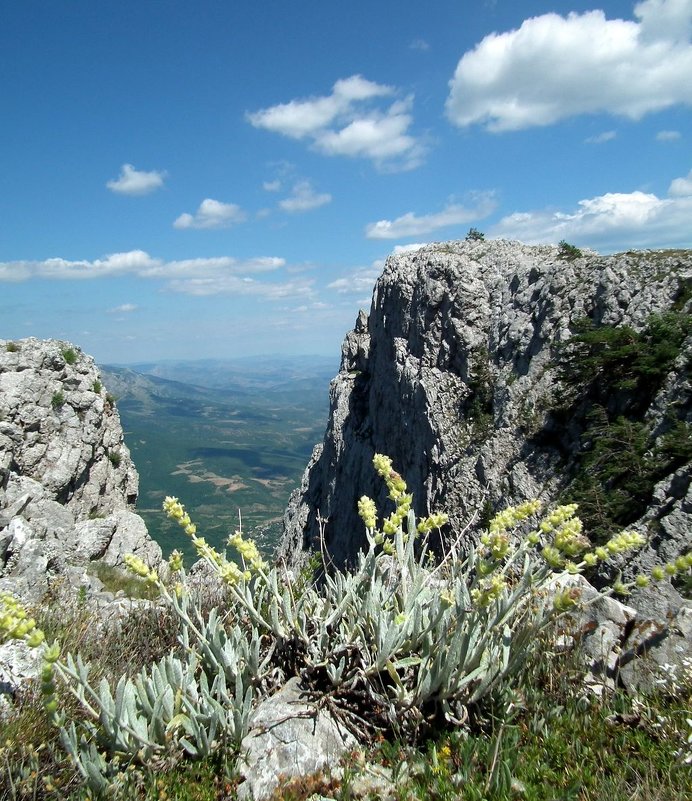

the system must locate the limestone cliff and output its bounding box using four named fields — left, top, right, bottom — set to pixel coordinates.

left=281, top=240, right=691, bottom=593
left=0, top=338, right=162, bottom=604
